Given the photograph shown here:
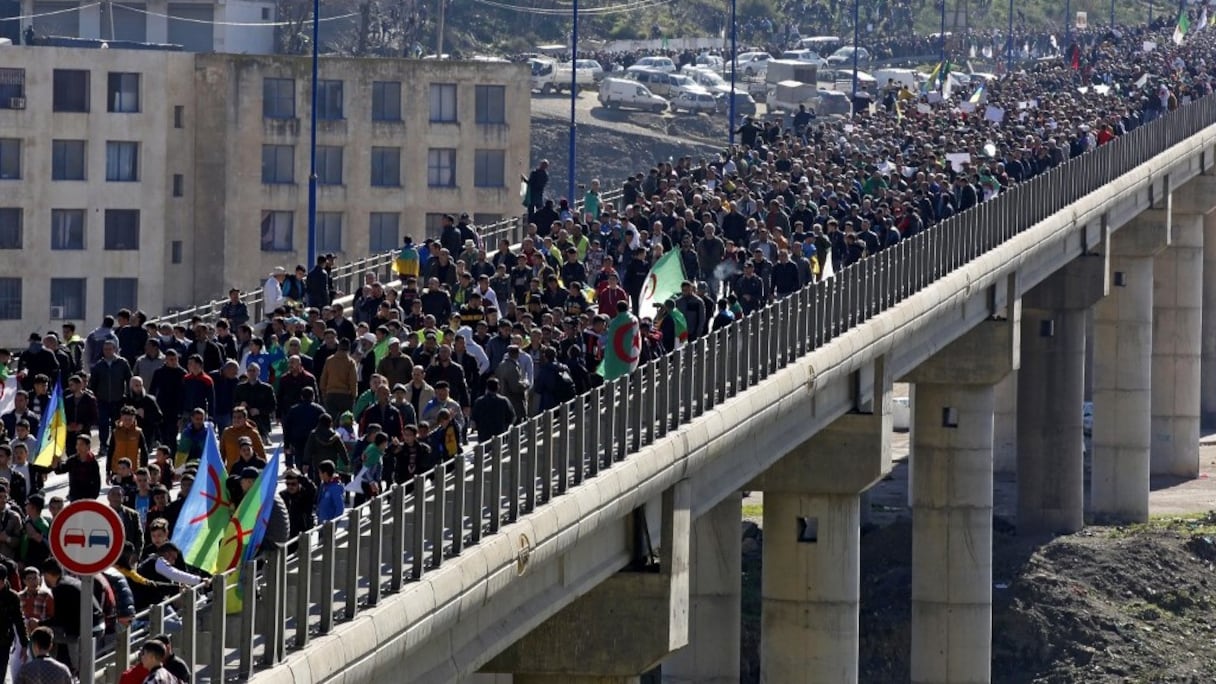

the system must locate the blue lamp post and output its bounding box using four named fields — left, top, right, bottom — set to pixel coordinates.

left=306, top=0, right=320, bottom=268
